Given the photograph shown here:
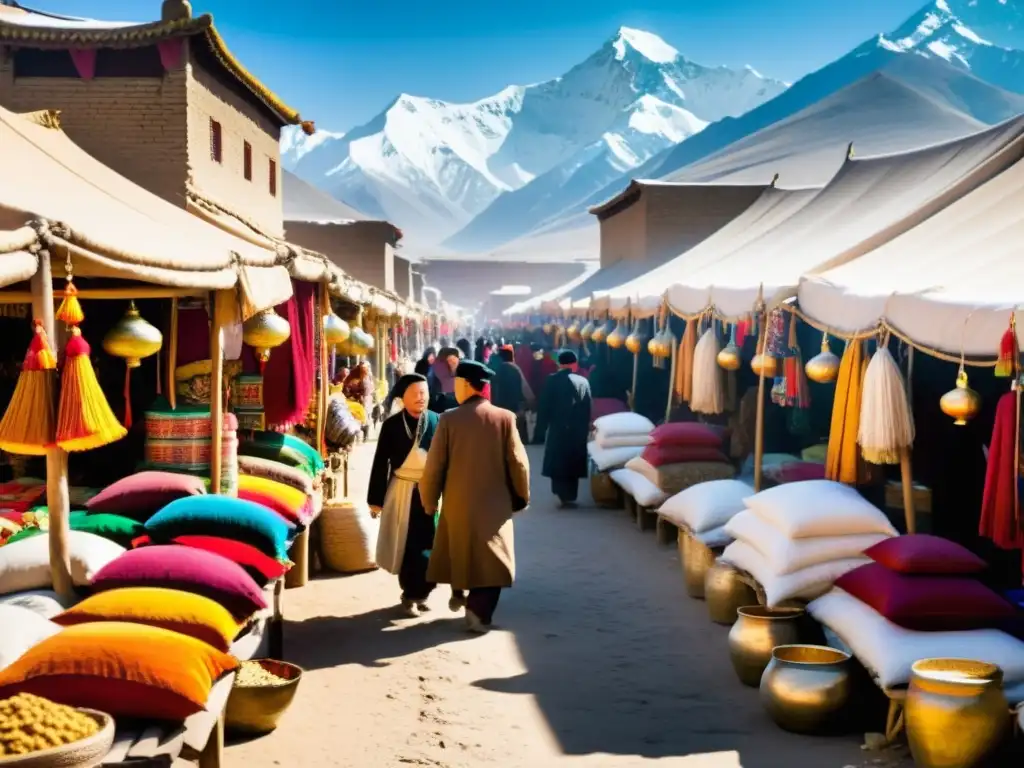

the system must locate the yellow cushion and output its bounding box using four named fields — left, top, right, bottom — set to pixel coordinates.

left=237, top=475, right=312, bottom=524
